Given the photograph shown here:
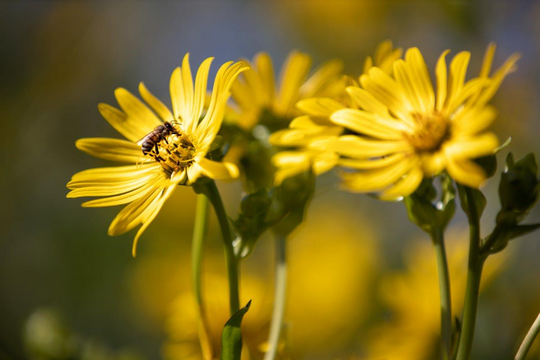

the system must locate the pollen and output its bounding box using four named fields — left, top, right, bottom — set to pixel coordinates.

left=145, top=127, right=196, bottom=177
left=405, top=112, right=450, bottom=153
